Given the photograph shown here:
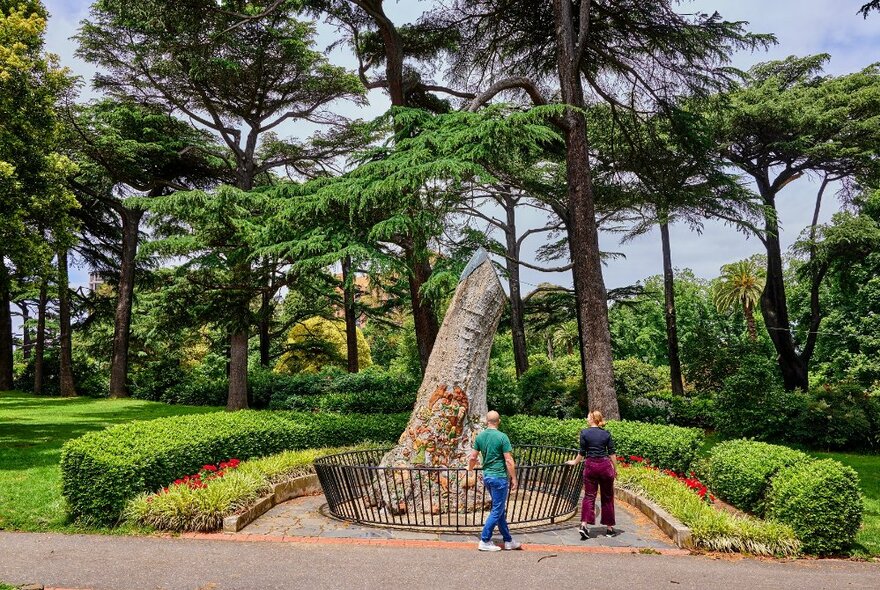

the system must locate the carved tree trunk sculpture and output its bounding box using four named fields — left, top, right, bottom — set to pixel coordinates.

left=378, top=250, right=506, bottom=515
